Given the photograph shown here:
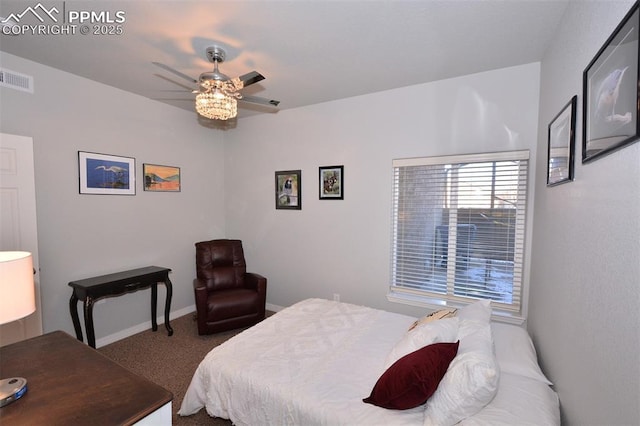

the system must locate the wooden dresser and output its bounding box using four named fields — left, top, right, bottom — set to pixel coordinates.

left=0, top=331, right=172, bottom=425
